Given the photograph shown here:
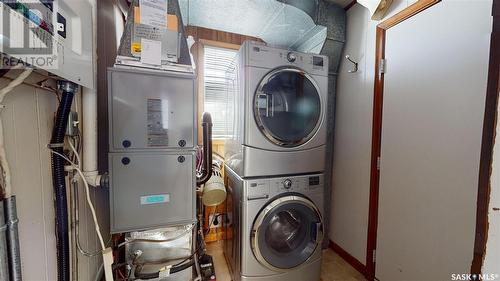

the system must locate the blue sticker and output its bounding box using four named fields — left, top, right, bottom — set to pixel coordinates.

left=140, top=194, right=170, bottom=205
